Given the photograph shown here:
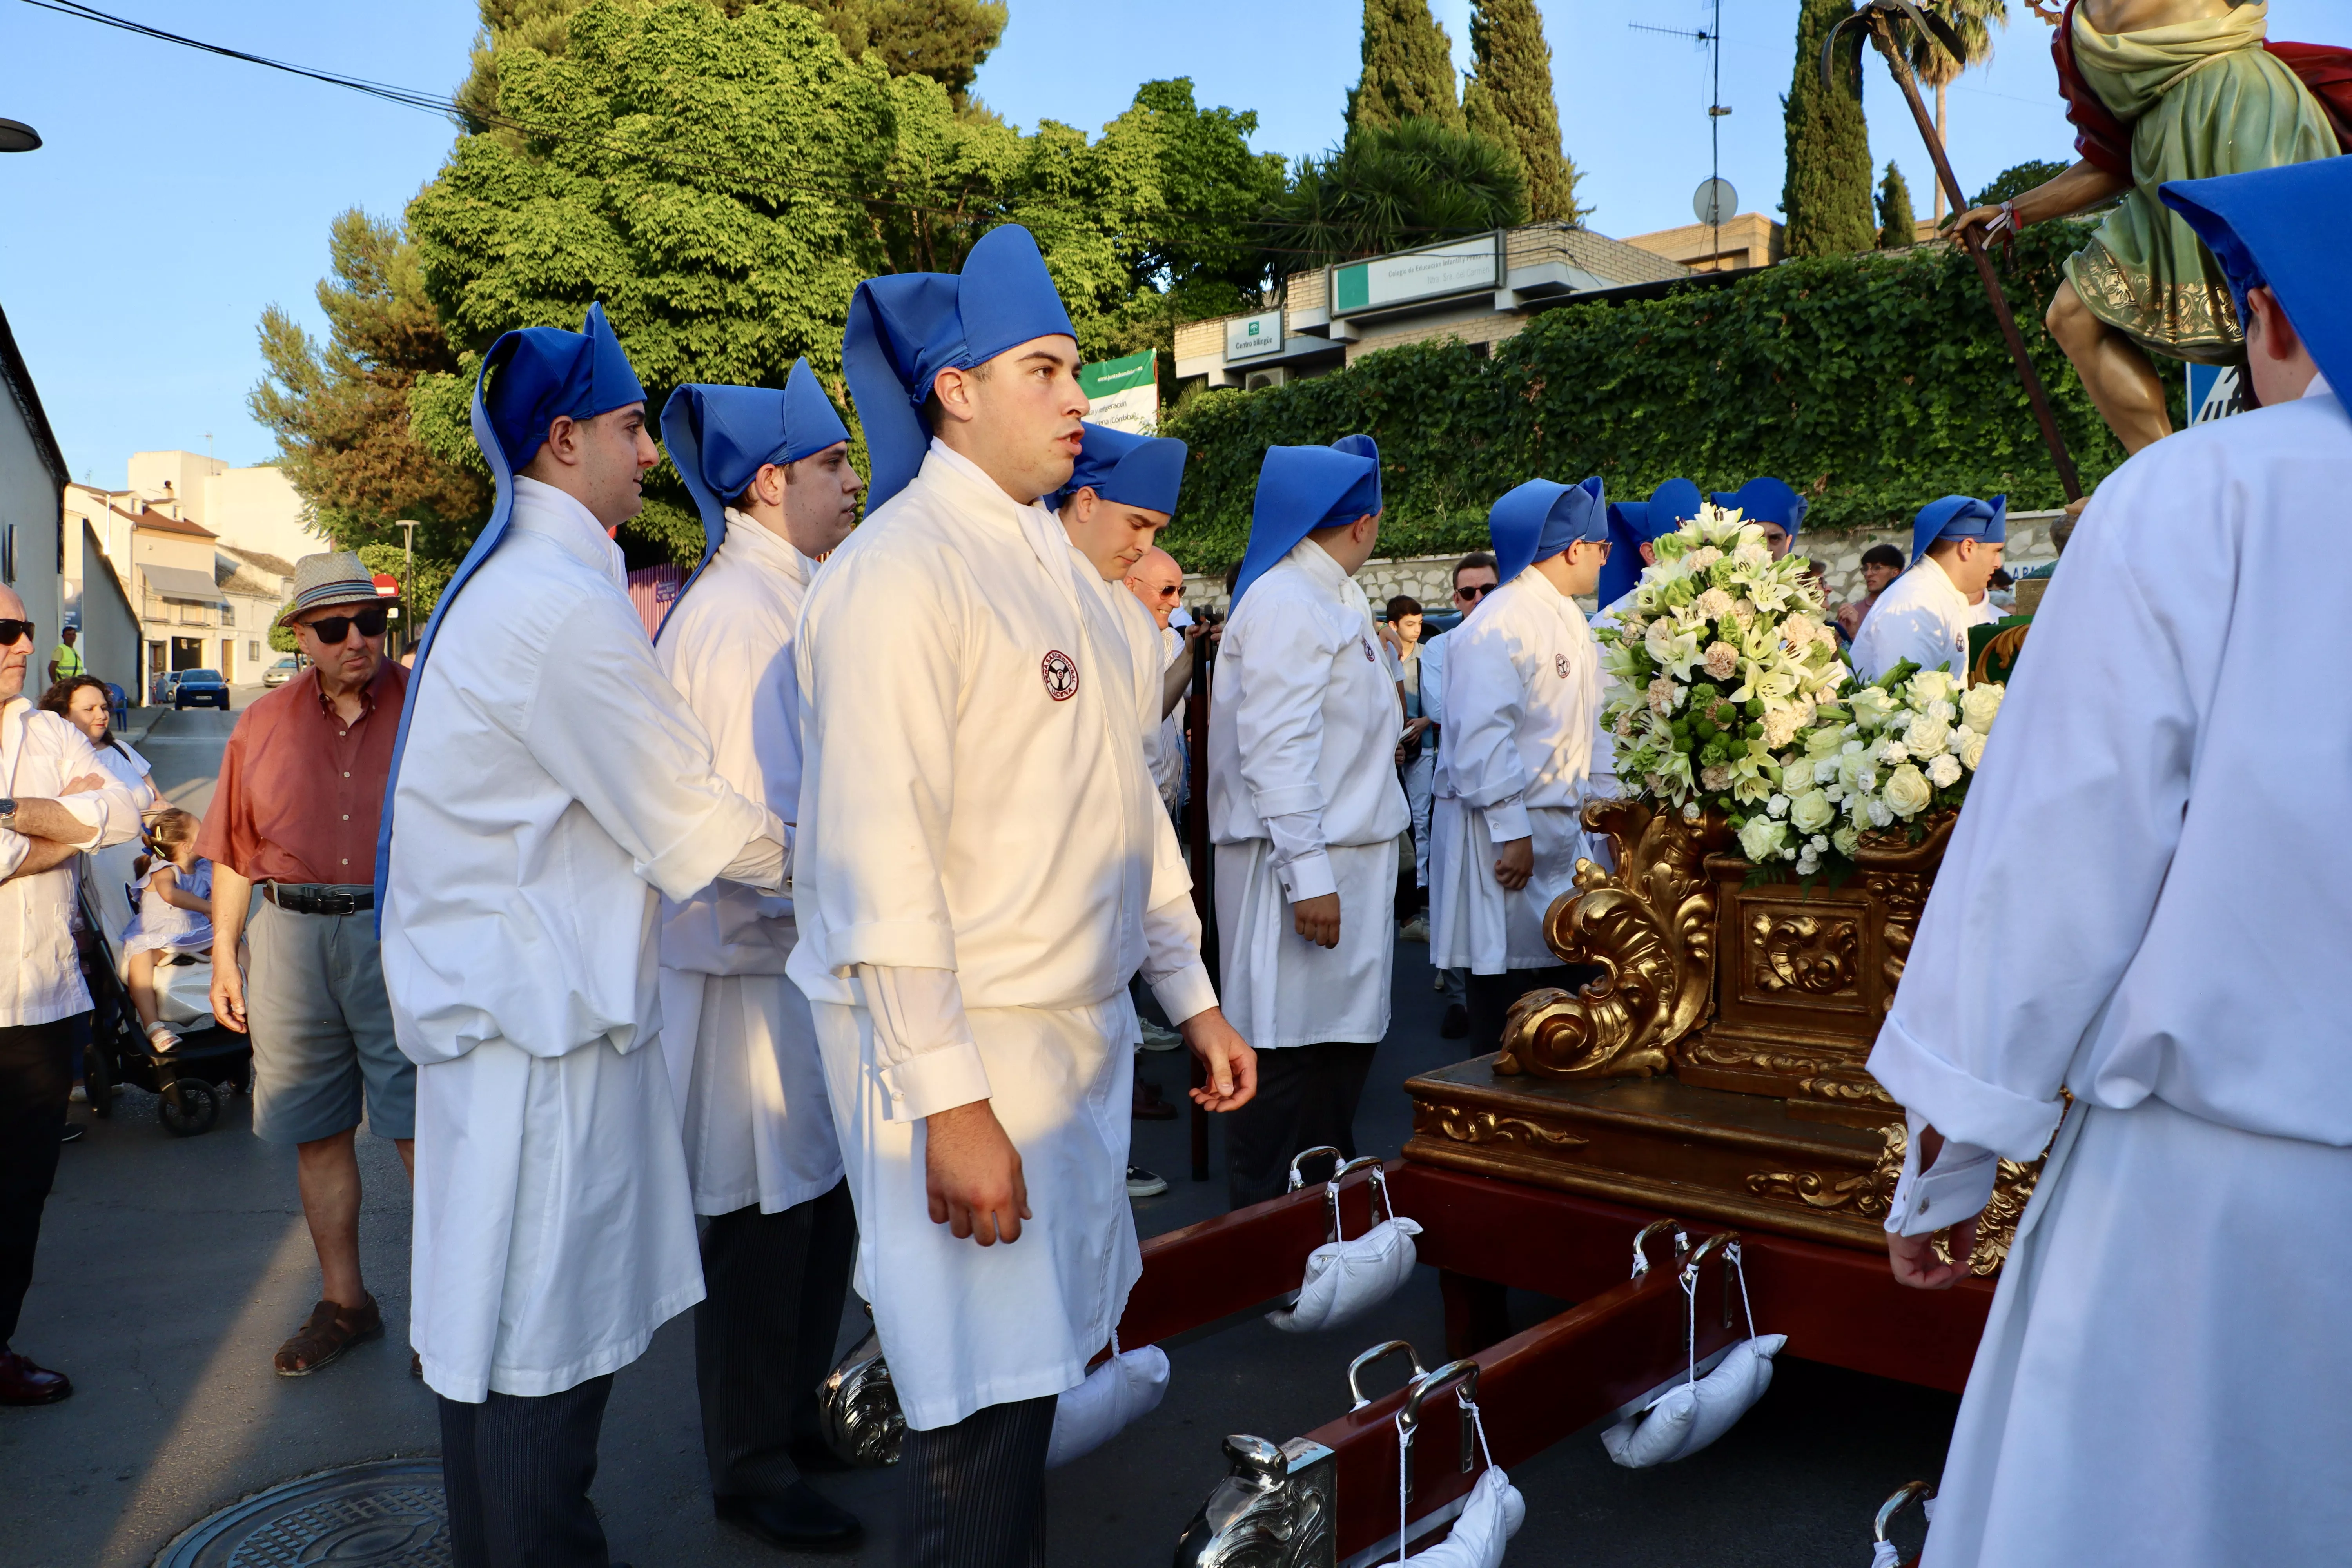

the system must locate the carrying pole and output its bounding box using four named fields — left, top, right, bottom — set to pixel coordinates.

left=1185, top=628, right=1216, bottom=1183
left=1862, top=9, right=2084, bottom=501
